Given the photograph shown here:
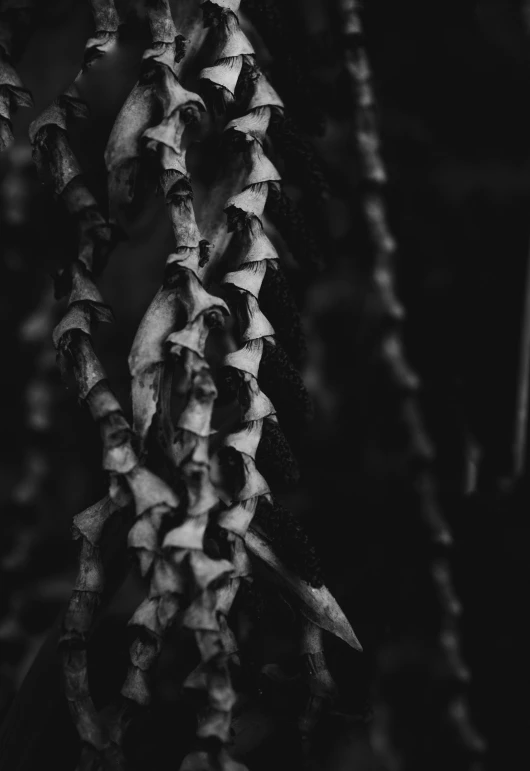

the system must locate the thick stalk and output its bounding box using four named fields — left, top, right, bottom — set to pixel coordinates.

left=336, top=2, right=485, bottom=768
